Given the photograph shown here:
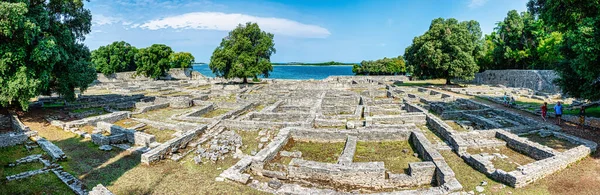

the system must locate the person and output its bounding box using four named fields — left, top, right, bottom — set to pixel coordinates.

left=541, top=102, right=548, bottom=121
left=503, top=93, right=508, bottom=106
left=554, top=102, right=563, bottom=125
left=579, top=106, right=586, bottom=129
